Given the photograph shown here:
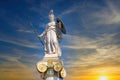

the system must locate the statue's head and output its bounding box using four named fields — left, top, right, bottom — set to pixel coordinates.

left=49, top=10, right=55, bottom=22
